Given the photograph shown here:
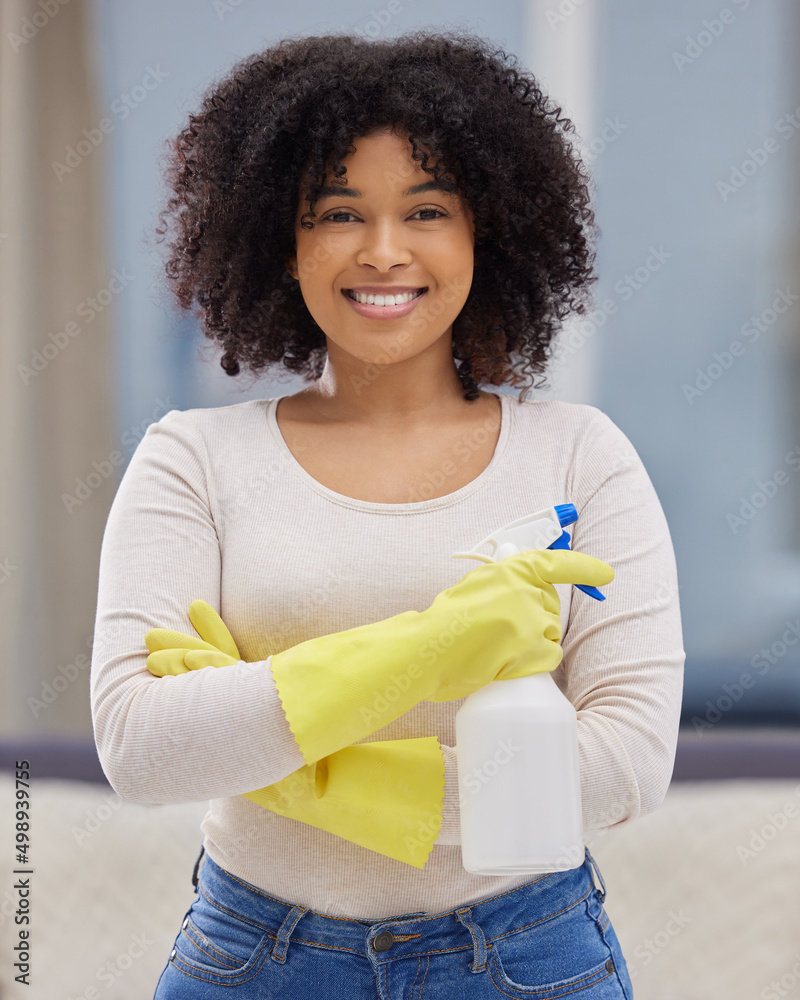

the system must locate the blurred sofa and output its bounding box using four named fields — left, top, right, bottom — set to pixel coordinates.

left=0, top=727, right=798, bottom=999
